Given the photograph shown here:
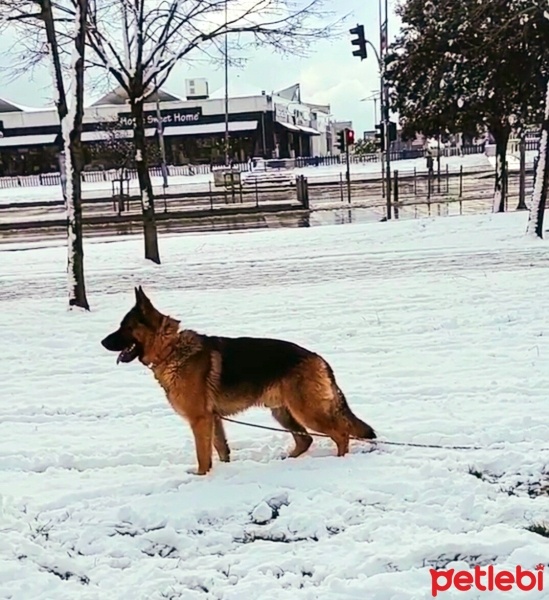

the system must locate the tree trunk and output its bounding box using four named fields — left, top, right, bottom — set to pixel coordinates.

left=66, top=136, right=89, bottom=310
left=131, top=100, right=161, bottom=264
left=526, top=82, right=549, bottom=239
left=42, top=0, right=89, bottom=310
left=492, top=127, right=510, bottom=213
left=66, top=0, right=89, bottom=310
